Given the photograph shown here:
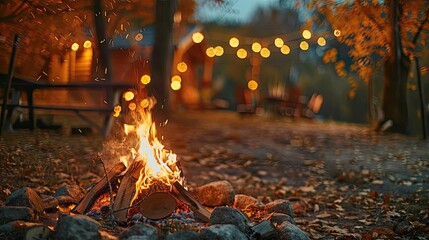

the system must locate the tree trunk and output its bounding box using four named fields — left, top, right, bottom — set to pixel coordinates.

left=149, top=0, right=176, bottom=123
left=382, top=55, right=410, bottom=134
left=93, top=0, right=112, bottom=83
left=381, top=0, right=409, bottom=134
